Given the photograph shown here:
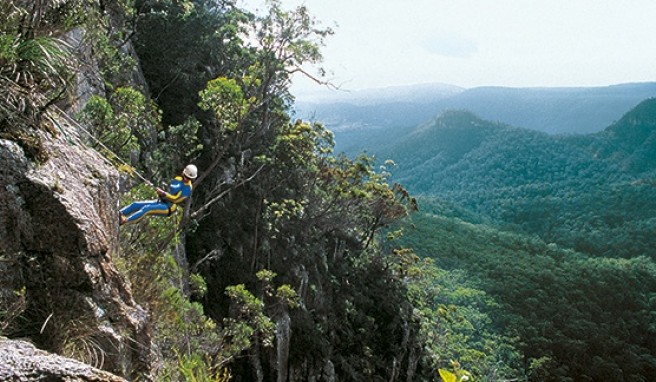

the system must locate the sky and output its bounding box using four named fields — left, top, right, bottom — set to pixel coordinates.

left=240, top=0, right=656, bottom=95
